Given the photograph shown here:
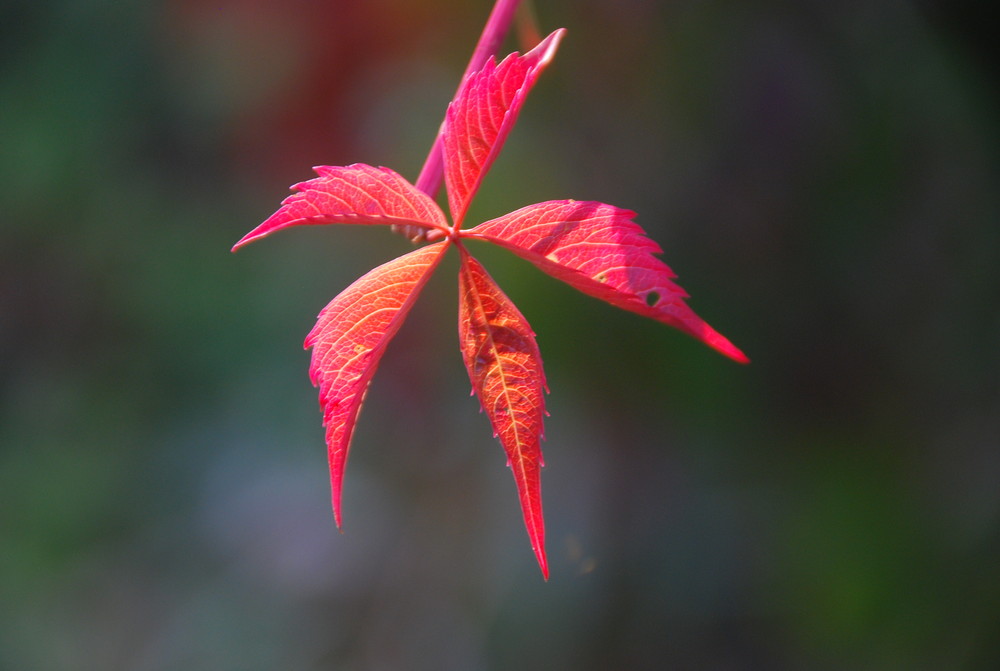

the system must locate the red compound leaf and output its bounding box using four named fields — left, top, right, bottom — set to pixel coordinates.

left=235, top=20, right=746, bottom=580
